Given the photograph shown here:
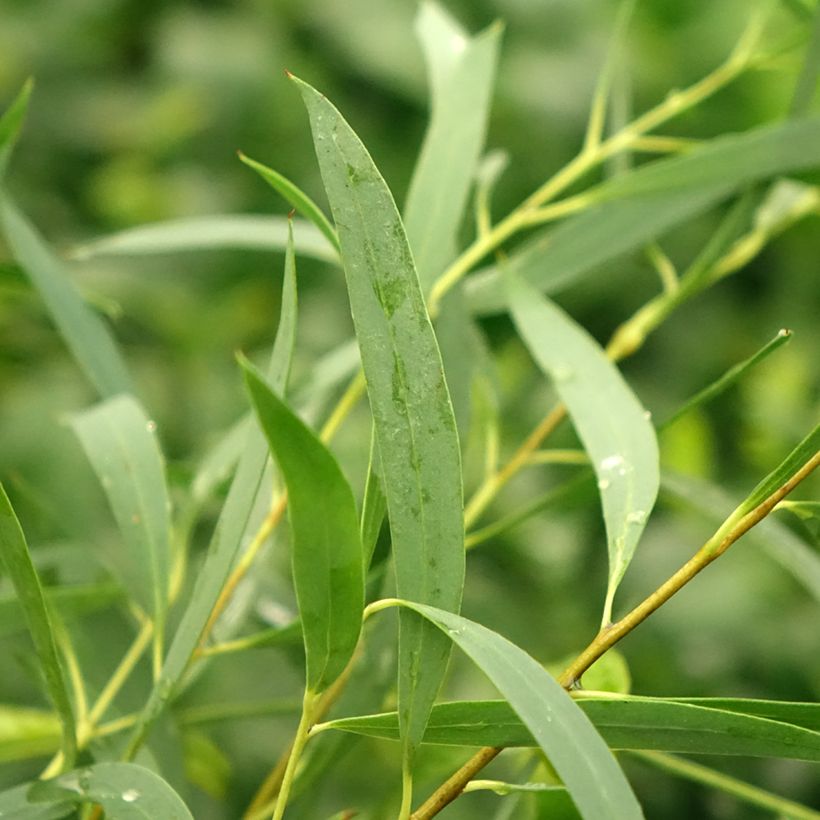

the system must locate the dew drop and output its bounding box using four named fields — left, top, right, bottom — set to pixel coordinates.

left=600, top=454, right=624, bottom=472
left=121, top=789, right=139, bottom=803
left=450, top=33, right=467, bottom=54
left=627, top=510, right=647, bottom=525
left=778, top=328, right=791, bottom=338
left=597, top=478, right=610, bottom=490
left=146, top=420, right=157, bottom=433
left=643, top=410, right=652, bottom=421
left=553, top=365, right=575, bottom=383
